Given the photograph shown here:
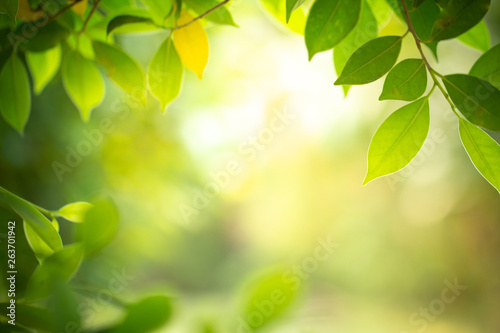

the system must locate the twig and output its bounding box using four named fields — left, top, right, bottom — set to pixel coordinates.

left=79, top=0, right=102, bottom=35
left=172, top=0, right=230, bottom=30
left=11, top=0, right=83, bottom=48
left=400, top=0, right=461, bottom=118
